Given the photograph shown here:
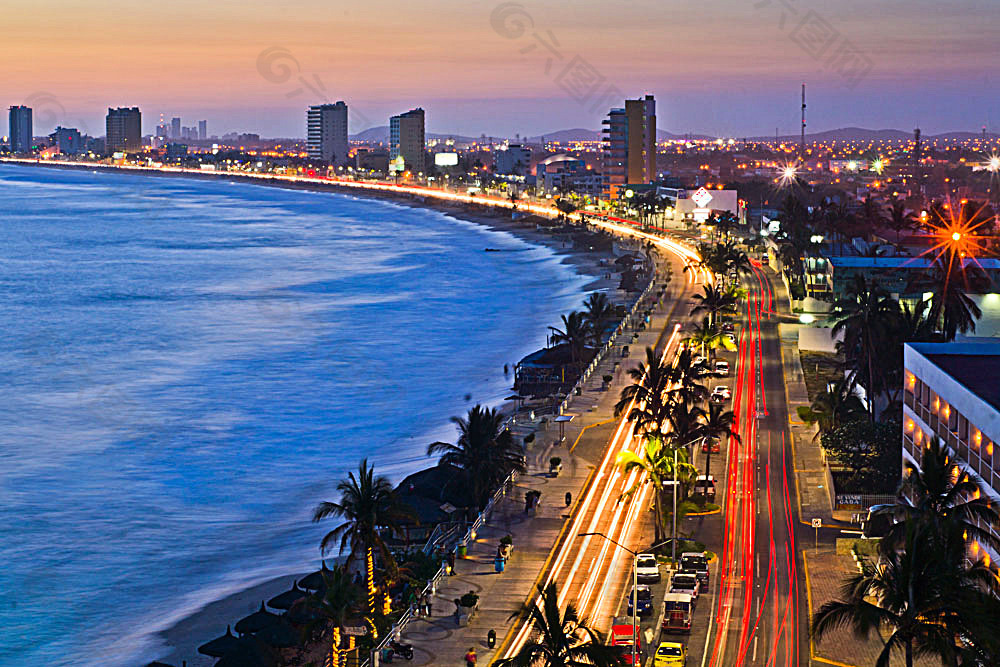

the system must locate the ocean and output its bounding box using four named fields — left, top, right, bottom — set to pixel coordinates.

left=0, top=165, right=596, bottom=666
